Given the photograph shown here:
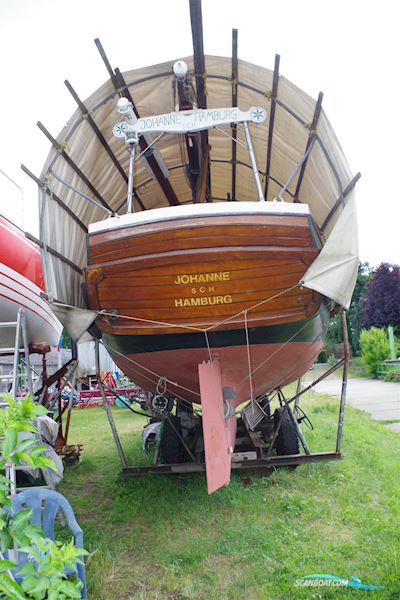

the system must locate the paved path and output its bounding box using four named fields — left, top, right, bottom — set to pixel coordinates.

left=303, top=367, right=400, bottom=431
